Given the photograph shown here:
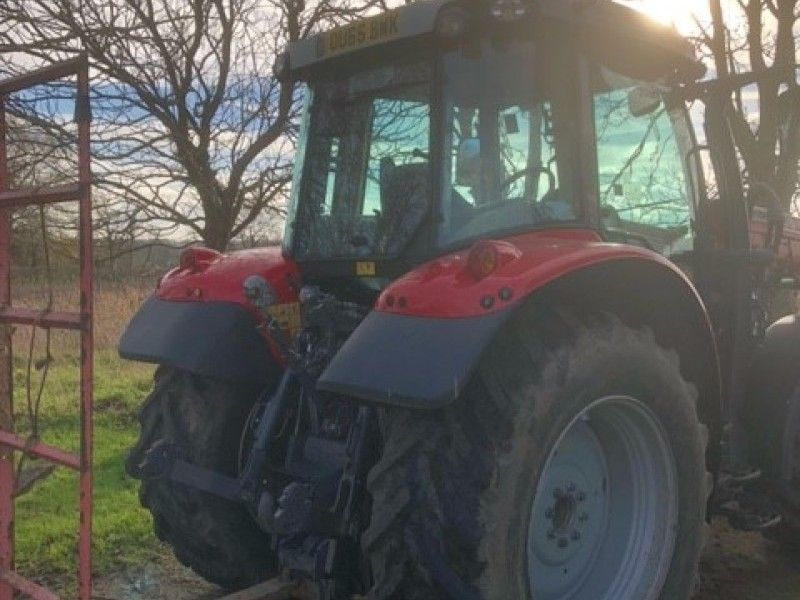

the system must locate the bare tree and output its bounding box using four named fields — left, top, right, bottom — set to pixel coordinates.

left=694, top=0, right=800, bottom=214
left=0, top=0, right=386, bottom=250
